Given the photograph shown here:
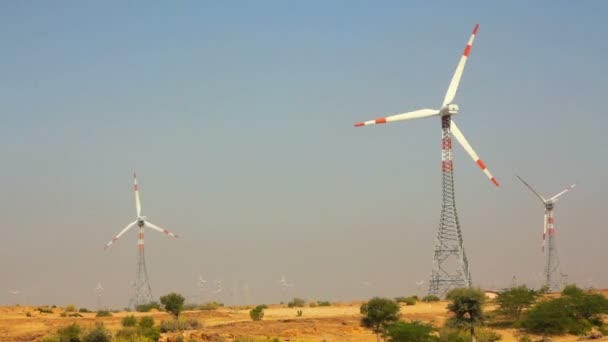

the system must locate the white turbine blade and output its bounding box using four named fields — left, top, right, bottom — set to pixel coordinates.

left=516, top=175, right=546, bottom=203
left=104, top=220, right=137, bottom=249
left=354, top=109, right=439, bottom=127
left=134, top=172, right=142, bottom=217
left=549, top=183, right=576, bottom=201
left=442, top=24, right=479, bottom=106
left=450, top=121, right=499, bottom=186
left=144, top=221, right=179, bottom=238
